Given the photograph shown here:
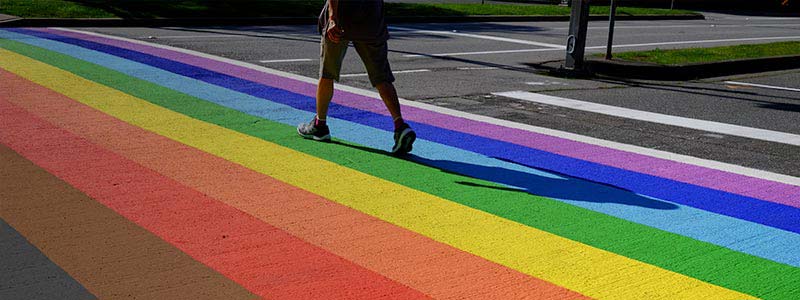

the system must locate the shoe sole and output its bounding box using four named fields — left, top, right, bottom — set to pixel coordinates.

left=392, top=129, right=416, bottom=154
left=297, top=127, right=331, bottom=142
